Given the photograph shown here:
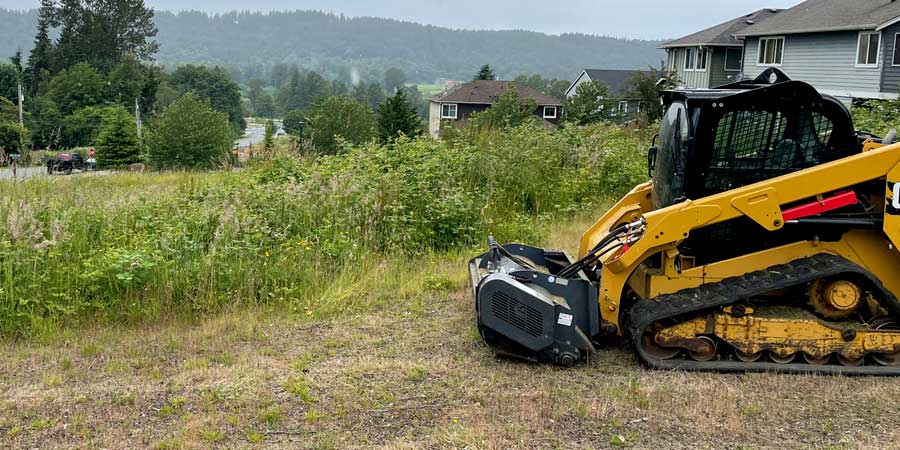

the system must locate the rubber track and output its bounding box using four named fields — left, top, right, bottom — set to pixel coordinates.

left=626, top=253, right=900, bottom=375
